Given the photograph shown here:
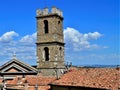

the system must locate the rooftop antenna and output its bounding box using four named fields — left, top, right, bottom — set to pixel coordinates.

left=12, top=51, right=17, bottom=60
